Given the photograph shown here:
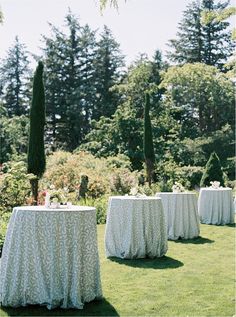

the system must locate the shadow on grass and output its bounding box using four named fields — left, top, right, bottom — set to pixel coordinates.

left=226, top=223, right=235, bottom=228
left=108, top=255, right=183, bottom=269
left=172, top=236, right=214, bottom=244
left=0, top=298, right=119, bottom=316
